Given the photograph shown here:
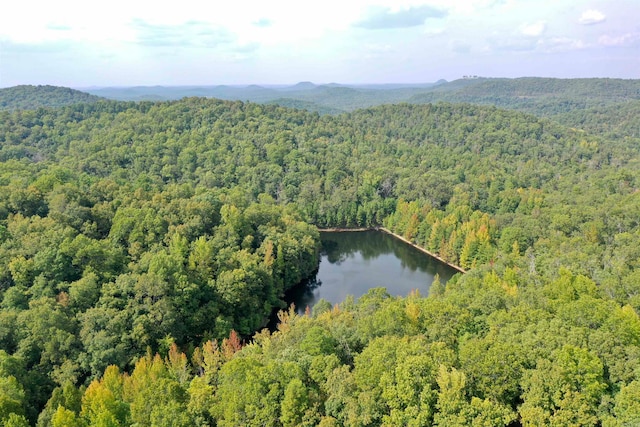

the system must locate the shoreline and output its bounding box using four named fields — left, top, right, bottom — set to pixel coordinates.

left=317, top=226, right=466, bottom=274
left=317, top=227, right=371, bottom=232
